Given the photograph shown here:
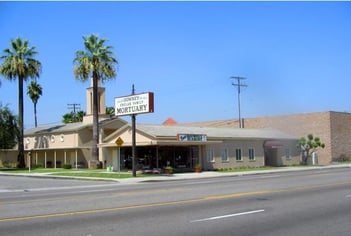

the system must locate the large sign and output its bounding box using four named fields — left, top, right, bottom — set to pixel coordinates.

left=177, top=134, right=207, bottom=142
left=115, top=92, right=154, bottom=116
